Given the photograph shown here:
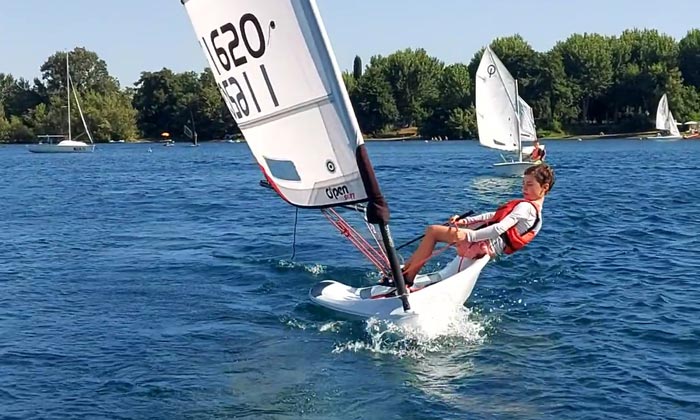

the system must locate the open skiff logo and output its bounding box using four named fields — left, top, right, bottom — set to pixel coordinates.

left=325, top=160, right=336, bottom=173
left=487, top=64, right=496, bottom=78
left=325, top=184, right=355, bottom=200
